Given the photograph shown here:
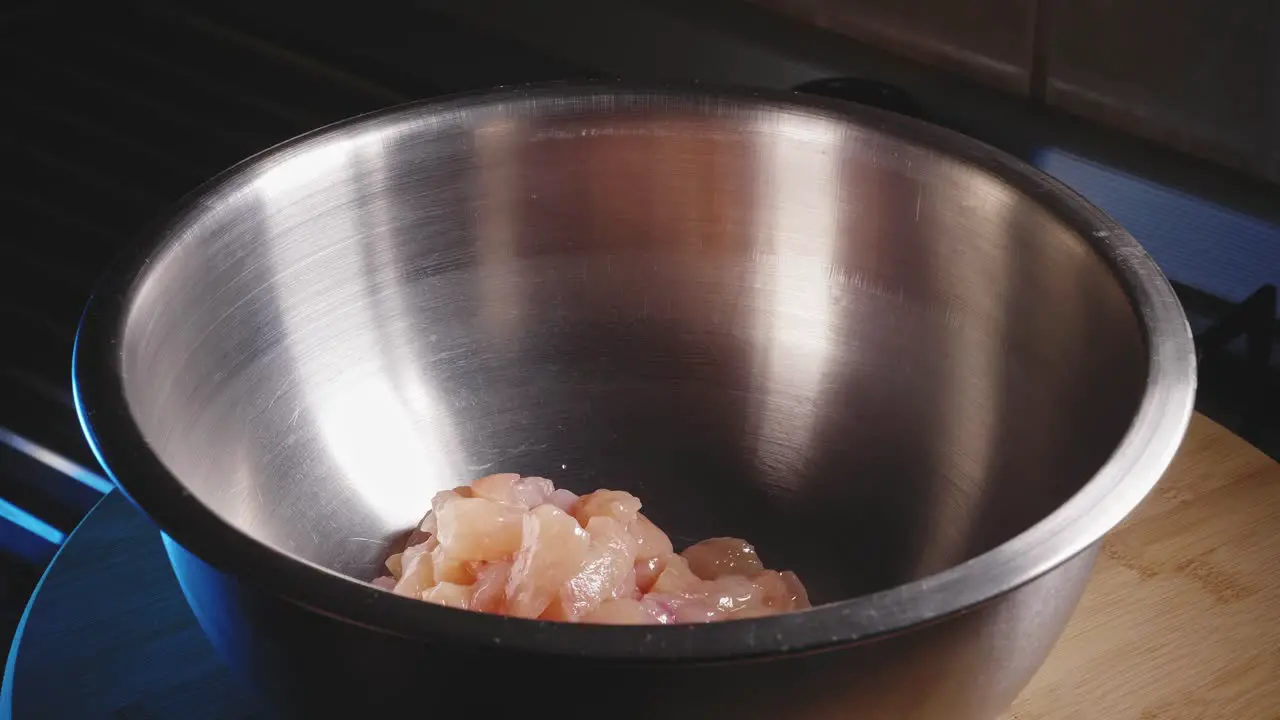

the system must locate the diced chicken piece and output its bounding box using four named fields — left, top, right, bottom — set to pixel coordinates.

left=393, top=545, right=436, bottom=597
left=431, top=545, right=475, bottom=585
left=435, top=497, right=524, bottom=562
left=672, top=597, right=722, bottom=623
left=682, top=537, right=765, bottom=580
left=403, top=539, right=431, bottom=565
left=419, top=514, right=437, bottom=537
left=618, top=566, right=640, bottom=600
left=703, top=575, right=768, bottom=616
left=634, top=555, right=666, bottom=594
left=571, top=490, right=671, bottom=561
left=751, top=570, right=813, bottom=613
left=585, top=516, right=640, bottom=588
left=750, top=570, right=787, bottom=610
left=554, top=516, right=640, bottom=620
left=631, top=512, right=674, bottom=560
left=506, top=504, right=591, bottom=618
left=649, top=553, right=703, bottom=596
left=547, top=488, right=580, bottom=513
left=385, top=551, right=404, bottom=579
left=574, top=489, right=642, bottom=527
left=641, top=593, right=720, bottom=624
left=636, top=594, right=676, bottom=624
left=419, top=486, right=474, bottom=536
left=513, top=476, right=555, bottom=508
left=780, top=570, right=811, bottom=610
left=472, top=473, right=556, bottom=510
left=422, top=582, right=472, bottom=609
left=371, top=576, right=396, bottom=590
left=581, top=598, right=660, bottom=625
left=469, top=560, right=512, bottom=614
left=469, top=472, right=521, bottom=502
